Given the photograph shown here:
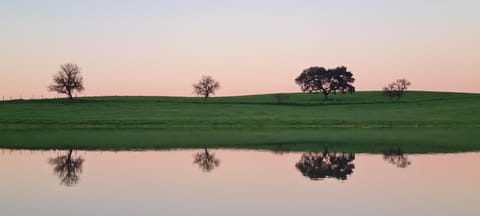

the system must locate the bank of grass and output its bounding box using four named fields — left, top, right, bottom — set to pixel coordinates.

left=0, top=128, right=479, bottom=154
left=0, top=91, right=479, bottom=153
